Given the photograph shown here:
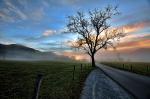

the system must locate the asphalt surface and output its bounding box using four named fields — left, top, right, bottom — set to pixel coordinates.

left=96, top=63, right=150, bottom=99
left=80, top=69, right=133, bottom=99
